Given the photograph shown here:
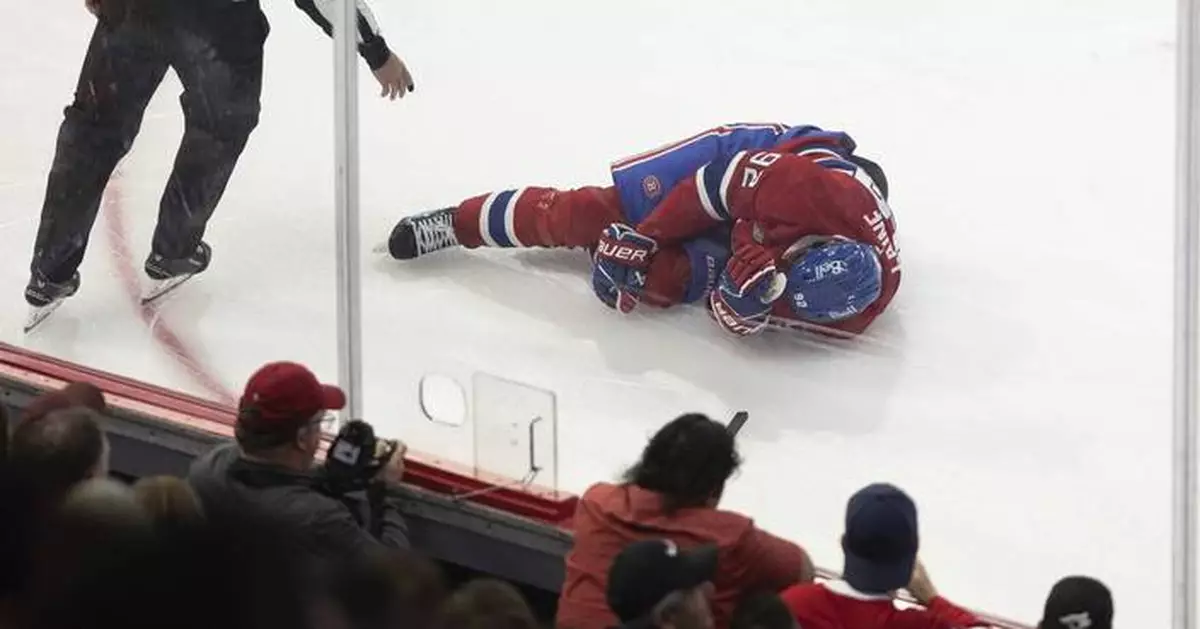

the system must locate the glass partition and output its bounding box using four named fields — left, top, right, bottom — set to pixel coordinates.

left=2, top=0, right=342, bottom=403
left=2, top=0, right=1184, bottom=625
left=357, top=0, right=1176, bottom=624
